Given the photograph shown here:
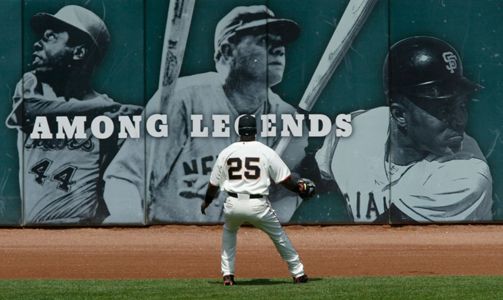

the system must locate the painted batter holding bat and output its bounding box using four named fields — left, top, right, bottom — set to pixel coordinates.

left=104, top=5, right=307, bottom=223
left=312, top=36, right=493, bottom=223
